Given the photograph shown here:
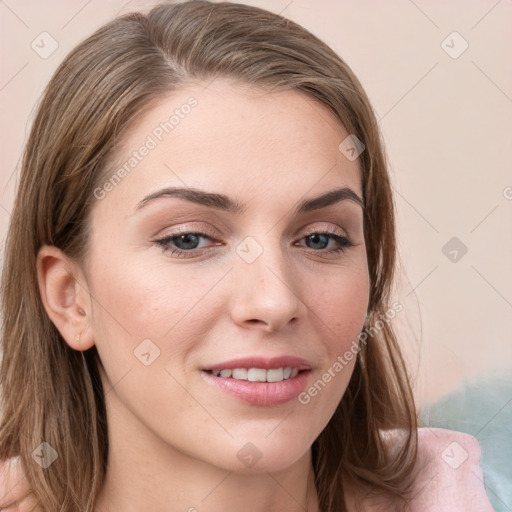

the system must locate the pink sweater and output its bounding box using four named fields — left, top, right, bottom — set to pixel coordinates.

left=388, top=427, right=494, bottom=511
